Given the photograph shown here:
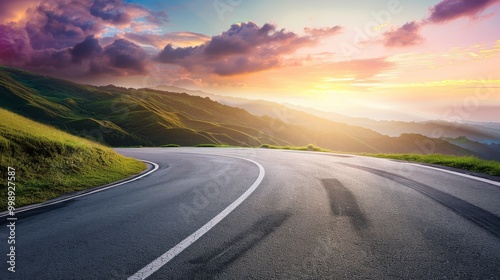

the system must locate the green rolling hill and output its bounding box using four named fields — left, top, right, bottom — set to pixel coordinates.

left=0, top=108, right=145, bottom=210
left=0, top=65, right=482, bottom=157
